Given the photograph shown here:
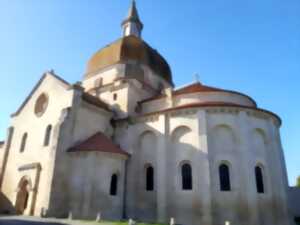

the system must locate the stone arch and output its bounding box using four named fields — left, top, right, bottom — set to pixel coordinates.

left=139, top=130, right=157, bottom=146
left=17, top=176, right=32, bottom=189
left=171, top=126, right=192, bottom=143
left=138, top=130, right=157, bottom=156
left=252, top=128, right=268, bottom=156
left=15, top=176, right=32, bottom=215
left=253, top=128, right=268, bottom=144
left=211, top=124, right=237, bottom=153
